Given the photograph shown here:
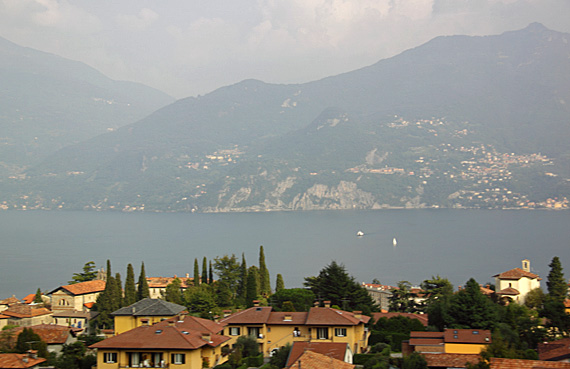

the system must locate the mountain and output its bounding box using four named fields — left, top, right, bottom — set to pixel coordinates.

left=0, top=36, right=174, bottom=172
left=3, top=23, right=570, bottom=211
